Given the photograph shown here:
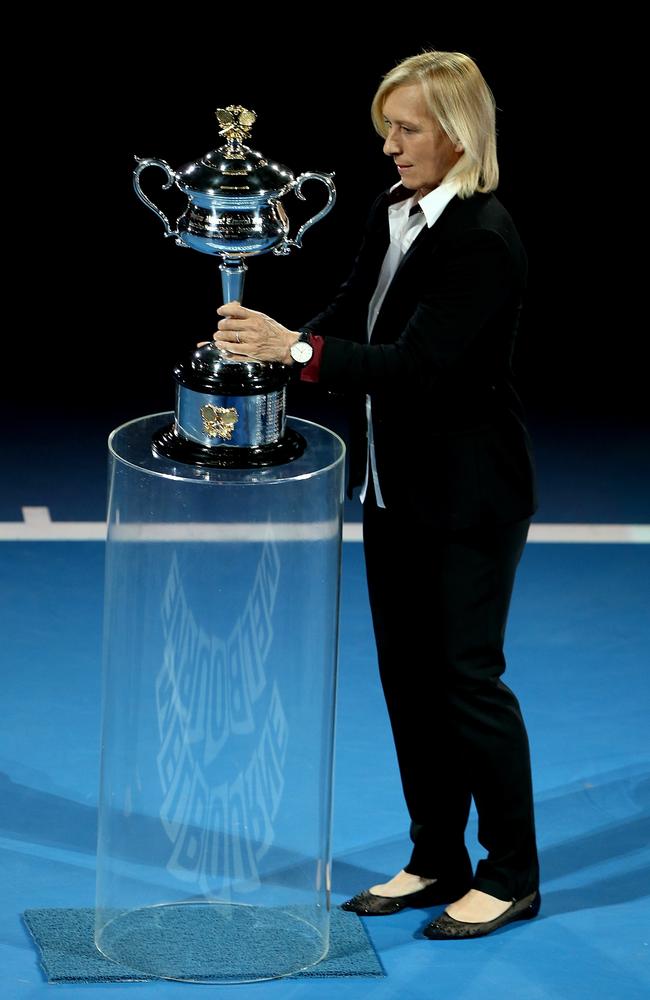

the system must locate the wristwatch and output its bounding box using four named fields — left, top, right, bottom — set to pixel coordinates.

left=289, top=331, right=314, bottom=365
